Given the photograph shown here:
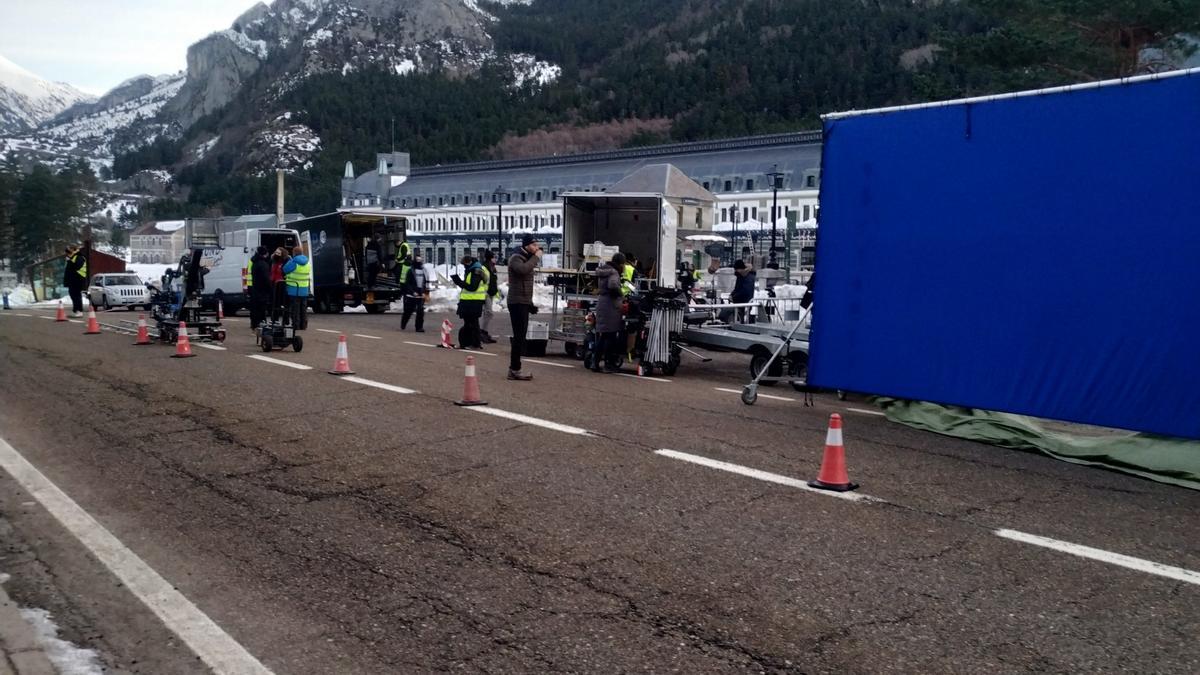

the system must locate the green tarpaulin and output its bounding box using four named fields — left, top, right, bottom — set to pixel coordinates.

left=876, top=399, right=1200, bottom=491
